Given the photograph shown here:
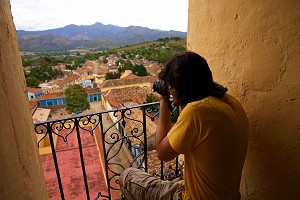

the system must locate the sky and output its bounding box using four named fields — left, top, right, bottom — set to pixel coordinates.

left=10, top=0, right=188, bottom=32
